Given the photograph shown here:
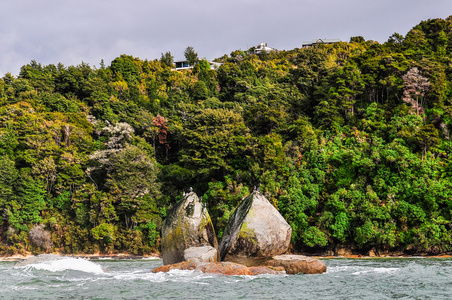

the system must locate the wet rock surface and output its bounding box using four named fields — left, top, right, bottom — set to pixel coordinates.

left=152, top=259, right=275, bottom=276
left=219, top=190, right=292, bottom=266
left=152, top=255, right=325, bottom=276
left=262, top=254, right=327, bottom=274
